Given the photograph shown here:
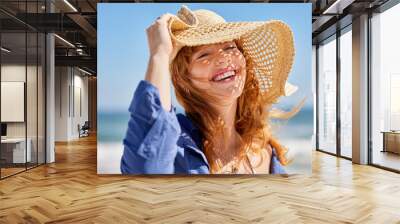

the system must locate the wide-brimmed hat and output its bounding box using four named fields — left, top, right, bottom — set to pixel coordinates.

left=168, top=5, right=296, bottom=104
